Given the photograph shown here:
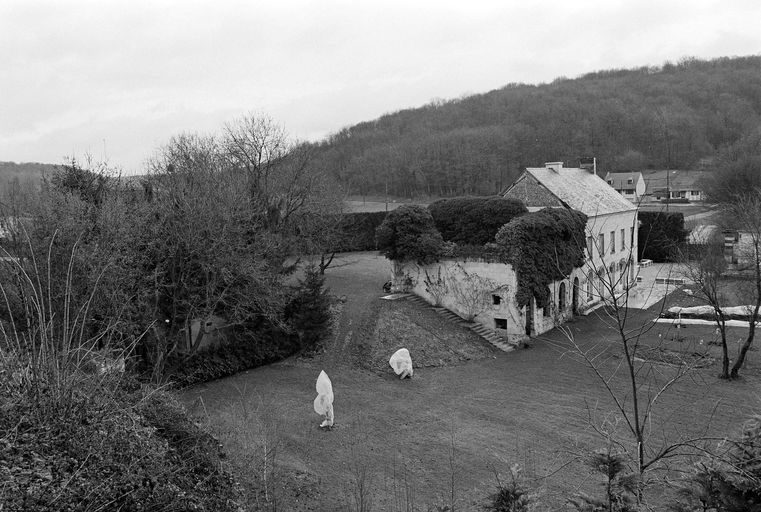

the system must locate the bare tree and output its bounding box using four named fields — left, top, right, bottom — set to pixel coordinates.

left=561, top=213, right=711, bottom=505
left=724, top=190, right=761, bottom=378
left=678, top=236, right=732, bottom=378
